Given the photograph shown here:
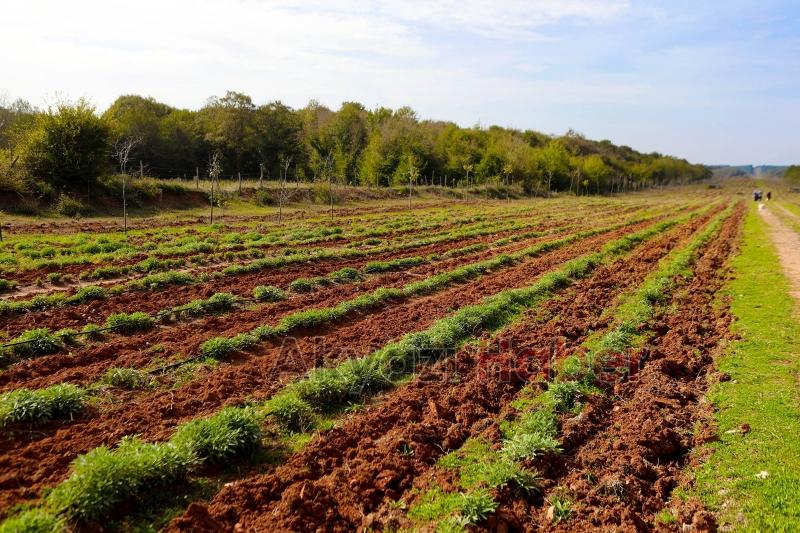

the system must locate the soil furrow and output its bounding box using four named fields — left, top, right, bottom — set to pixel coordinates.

left=516, top=204, right=743, bottom=532
left=0, top=210, right=625, bottom=390
left=0, top=206, right=614, bottom=336
left=0, top=215, right=667, bottom=513
left=164, top=209, right=719, bottom=532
